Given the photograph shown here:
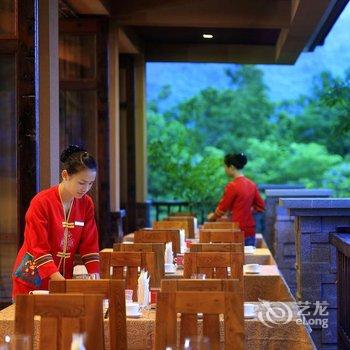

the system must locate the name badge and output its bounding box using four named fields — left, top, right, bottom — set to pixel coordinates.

left=75, top=221, right=85, bottom=227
